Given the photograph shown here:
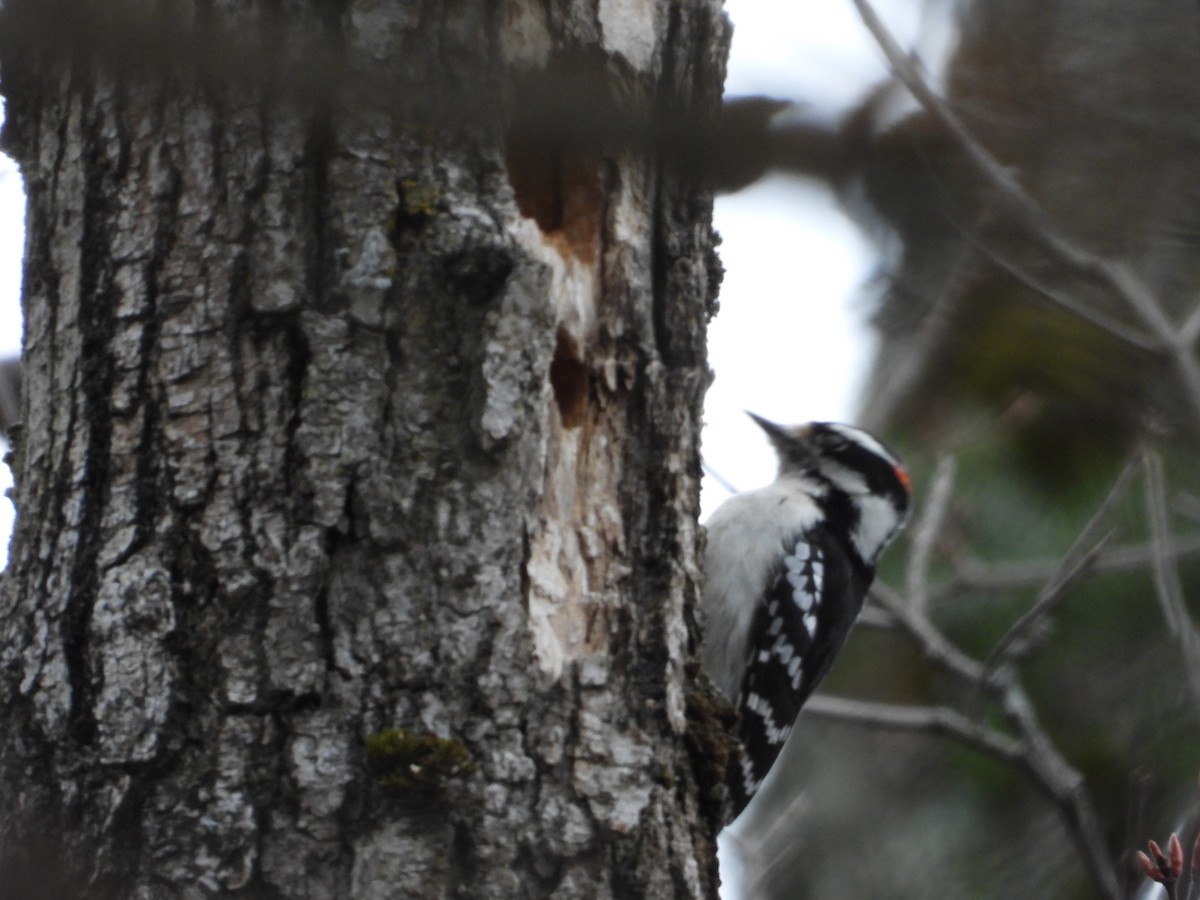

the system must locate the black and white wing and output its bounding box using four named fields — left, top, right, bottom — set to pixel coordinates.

left=729, top=525, right=872, bottom=814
